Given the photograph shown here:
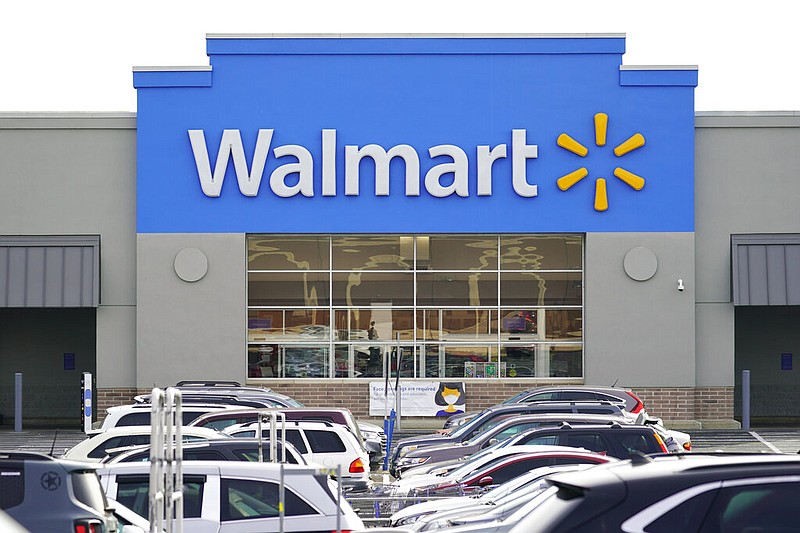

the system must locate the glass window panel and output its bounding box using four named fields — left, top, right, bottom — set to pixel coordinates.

left=541, top=309, right=583, bottom=340
left=500, top=235, right=583, bottom=271
left=248, top=272, right=329, bottom=306
left=425, top=235, right=497, bottom=271
left=332, top=235, right=412, bottom=270
left=500, top=272, right=582, bottom=306
left=440, top=309, right=495, bottom=342
left=248, top=236, right=329, bottom=270
left=333, top=309, right=414, bottom=341
left=280, top=345, right=329, bottom=378
left=500, top=309, right=539, bottom=340
left=332, top=272, right=413, bottom=306
left=545, top=344, right=583, bottom=378
left=417, top=272, right=498, bottom=306
left=417, top=310, right=441, bottom=341
left=500, top=345, right=537, bottom=377
left=443, top=345, right=494, bottom=378
left=248, top=309, right=331, bottom=342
